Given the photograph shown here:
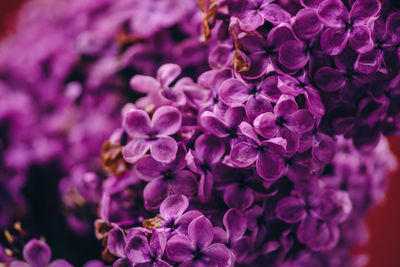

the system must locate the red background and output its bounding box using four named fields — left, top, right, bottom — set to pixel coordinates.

left=1, top=2, right=400, bottom=266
